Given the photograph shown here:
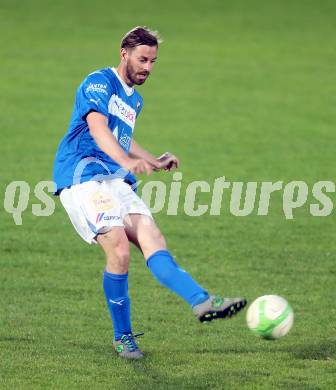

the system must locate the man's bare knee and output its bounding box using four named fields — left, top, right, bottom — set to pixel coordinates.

left=151, top=226, right=166, bottom=248
left=139, top=223, right=167, bottom=258
left=97, top=228, right=130, bottom=273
